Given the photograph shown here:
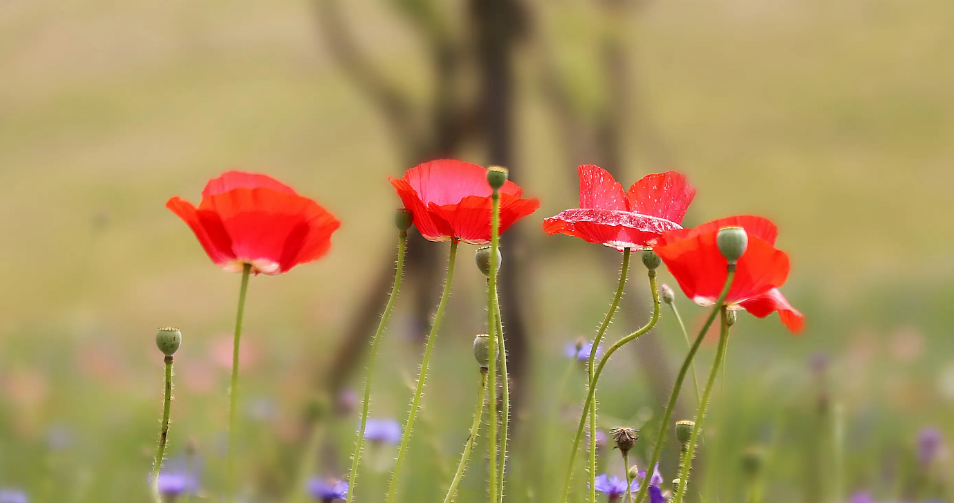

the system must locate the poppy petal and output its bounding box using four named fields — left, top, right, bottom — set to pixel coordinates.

left=202, top=171, right=297, bottom=198
left=166, top=197, right=235, bottom=266
left=278, top=205, right=341, bottom=272
left=658, top=215, right=778, bottom=247
left=626, top=171, right=696, bottom=224
left=577, top=165, right=627, bottom=211
left=738, top=288, right=805, bottom=333
left=390, top=177, right=454, bottom=242
left=543, top=209, right=682, bottom=249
